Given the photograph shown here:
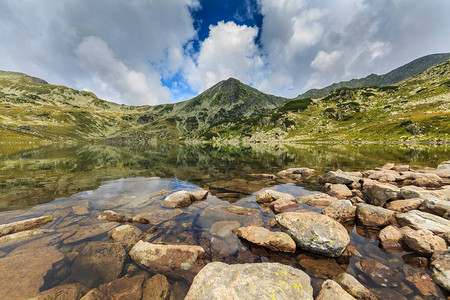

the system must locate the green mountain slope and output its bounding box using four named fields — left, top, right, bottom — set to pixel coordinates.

left=298, top=52, right=450, bottom=99
left=204, top=60, right=450, bottom=142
